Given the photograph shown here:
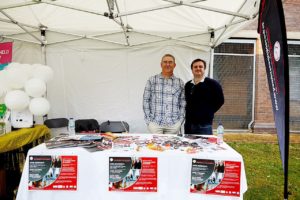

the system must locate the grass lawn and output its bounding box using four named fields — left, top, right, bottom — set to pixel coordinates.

left=225, top=133, right=300, bottom=200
